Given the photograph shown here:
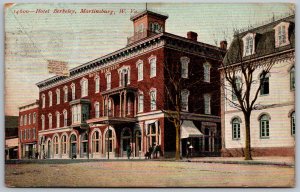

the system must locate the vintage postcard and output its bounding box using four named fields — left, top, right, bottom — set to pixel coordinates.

left=4, top=2, right=295, bottom=187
